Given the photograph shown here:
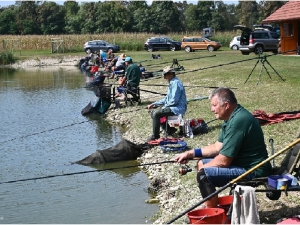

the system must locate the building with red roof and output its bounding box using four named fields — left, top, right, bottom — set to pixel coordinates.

left=262, top=1, right=300, bottom=55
